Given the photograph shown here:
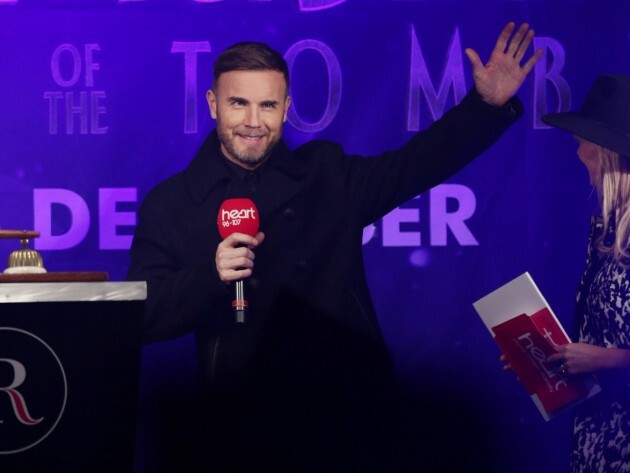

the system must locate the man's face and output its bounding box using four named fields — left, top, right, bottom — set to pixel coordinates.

left=207, top=70, right=291, bottom=170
